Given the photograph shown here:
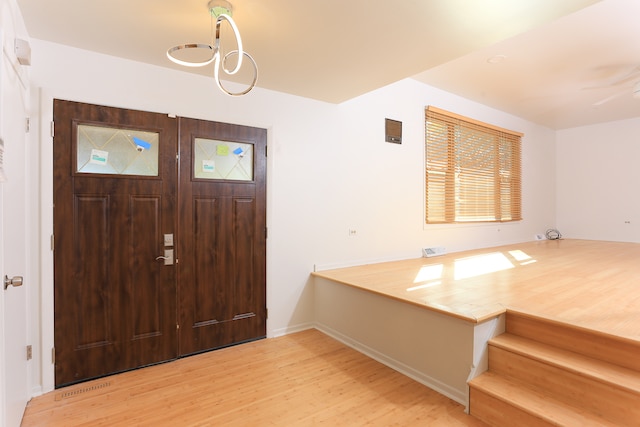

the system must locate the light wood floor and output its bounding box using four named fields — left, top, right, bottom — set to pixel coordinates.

left=26, top=239, right=636, bottom=426
left=22, top=329, right=488, bottom=426
left=313, top=239, right=640, bottom=341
